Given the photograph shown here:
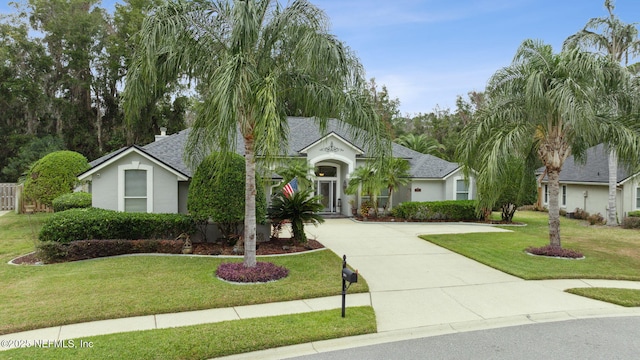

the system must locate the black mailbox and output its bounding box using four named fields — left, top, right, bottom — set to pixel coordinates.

left=342, top=268, right=358, bottom=283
